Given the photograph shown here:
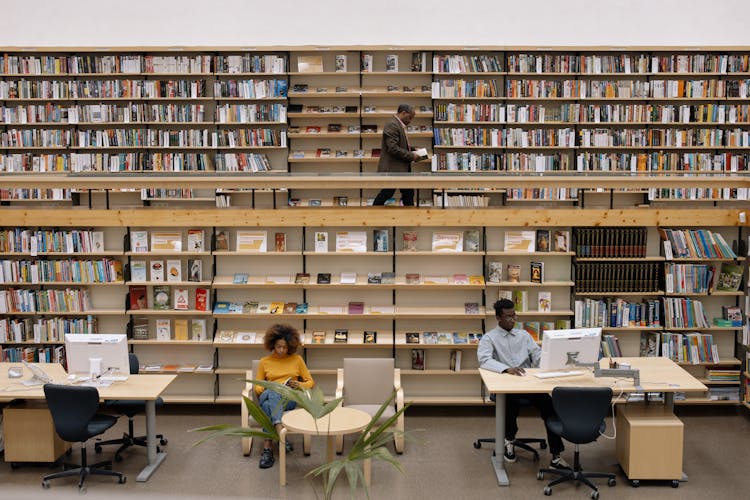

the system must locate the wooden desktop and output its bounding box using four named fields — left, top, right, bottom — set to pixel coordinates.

left=479, top=357, right=707, bottom=487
